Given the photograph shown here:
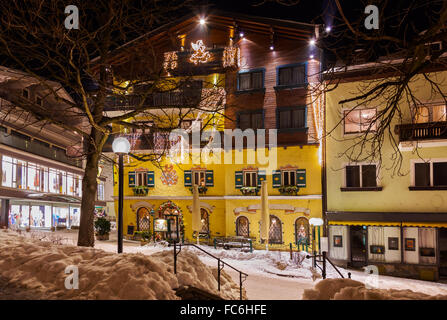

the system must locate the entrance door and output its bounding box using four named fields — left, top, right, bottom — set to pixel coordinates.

left=165, top=214, right=179, bottom=242
left=137, top=207, right=151, bottom=232
left=439, top=228, right=447, bottom=277
left=350, top=226, right=367, bottom=267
